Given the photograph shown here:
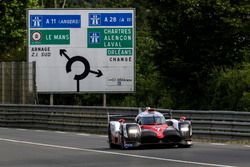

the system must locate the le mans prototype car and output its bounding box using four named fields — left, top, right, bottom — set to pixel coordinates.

left=108, top=107, right=192, bottom=149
